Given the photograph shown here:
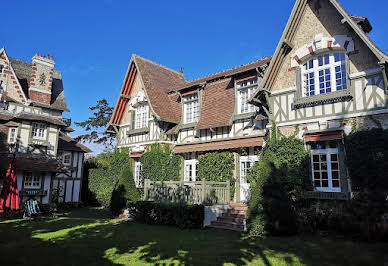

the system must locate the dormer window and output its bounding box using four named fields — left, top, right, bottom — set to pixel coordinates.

left=237, top=78, right=259, bottom=114
left=183, top=93, right=199, bottom=124
left=301, top=52, right=347, bottom=97
left=135, top=103, right=149, bottom=129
